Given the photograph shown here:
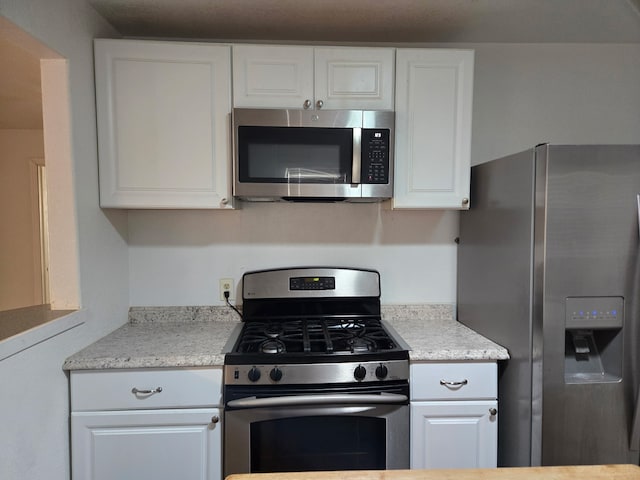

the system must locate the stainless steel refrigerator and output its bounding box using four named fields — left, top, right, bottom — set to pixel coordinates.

left=457, top=144, right=640, bottom=467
